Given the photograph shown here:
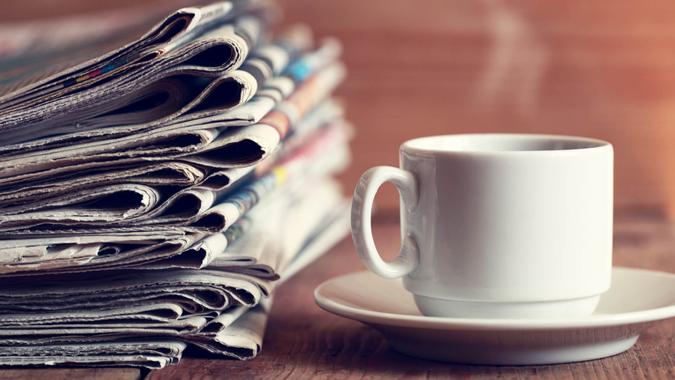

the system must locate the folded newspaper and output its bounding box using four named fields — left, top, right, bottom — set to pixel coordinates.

left=0, top=0, right=350, bottom=368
